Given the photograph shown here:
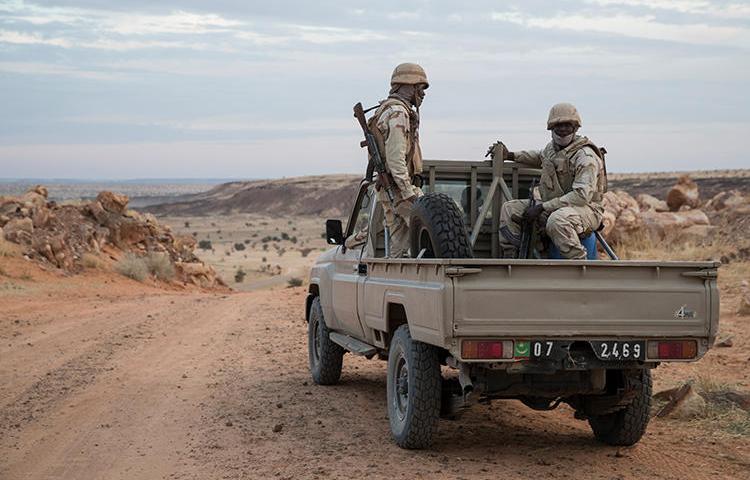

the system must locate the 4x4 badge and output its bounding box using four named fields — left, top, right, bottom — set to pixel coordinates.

left=674, top=305, right=696, bottom=319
